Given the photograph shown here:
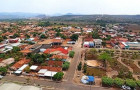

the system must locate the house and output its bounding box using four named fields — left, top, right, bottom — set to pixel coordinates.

left=44, top=47, right=68, bottom=55
left=94, top=39, right=102, bottom=48
left=15, top=64, right=29, bottom=75
left=10, top=59, right=30, bottom=70
left=121, top=42, right=140, bottom=50
left=0, top=58, right=15, bottom=67
left=48, top=60, right=63, bottom=67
